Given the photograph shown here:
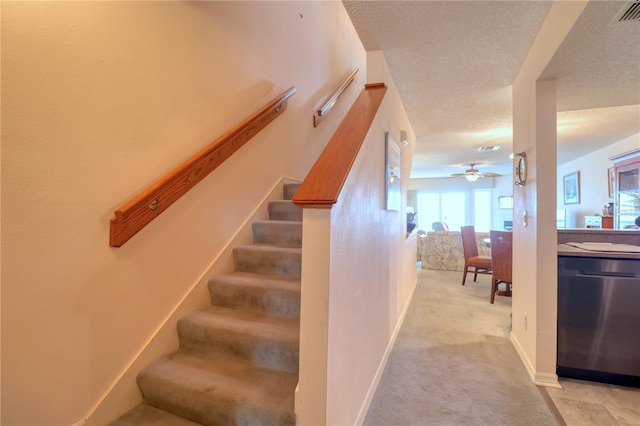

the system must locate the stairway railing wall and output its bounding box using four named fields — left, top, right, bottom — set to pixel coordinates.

left=293, top=82, right=390, bottom=426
